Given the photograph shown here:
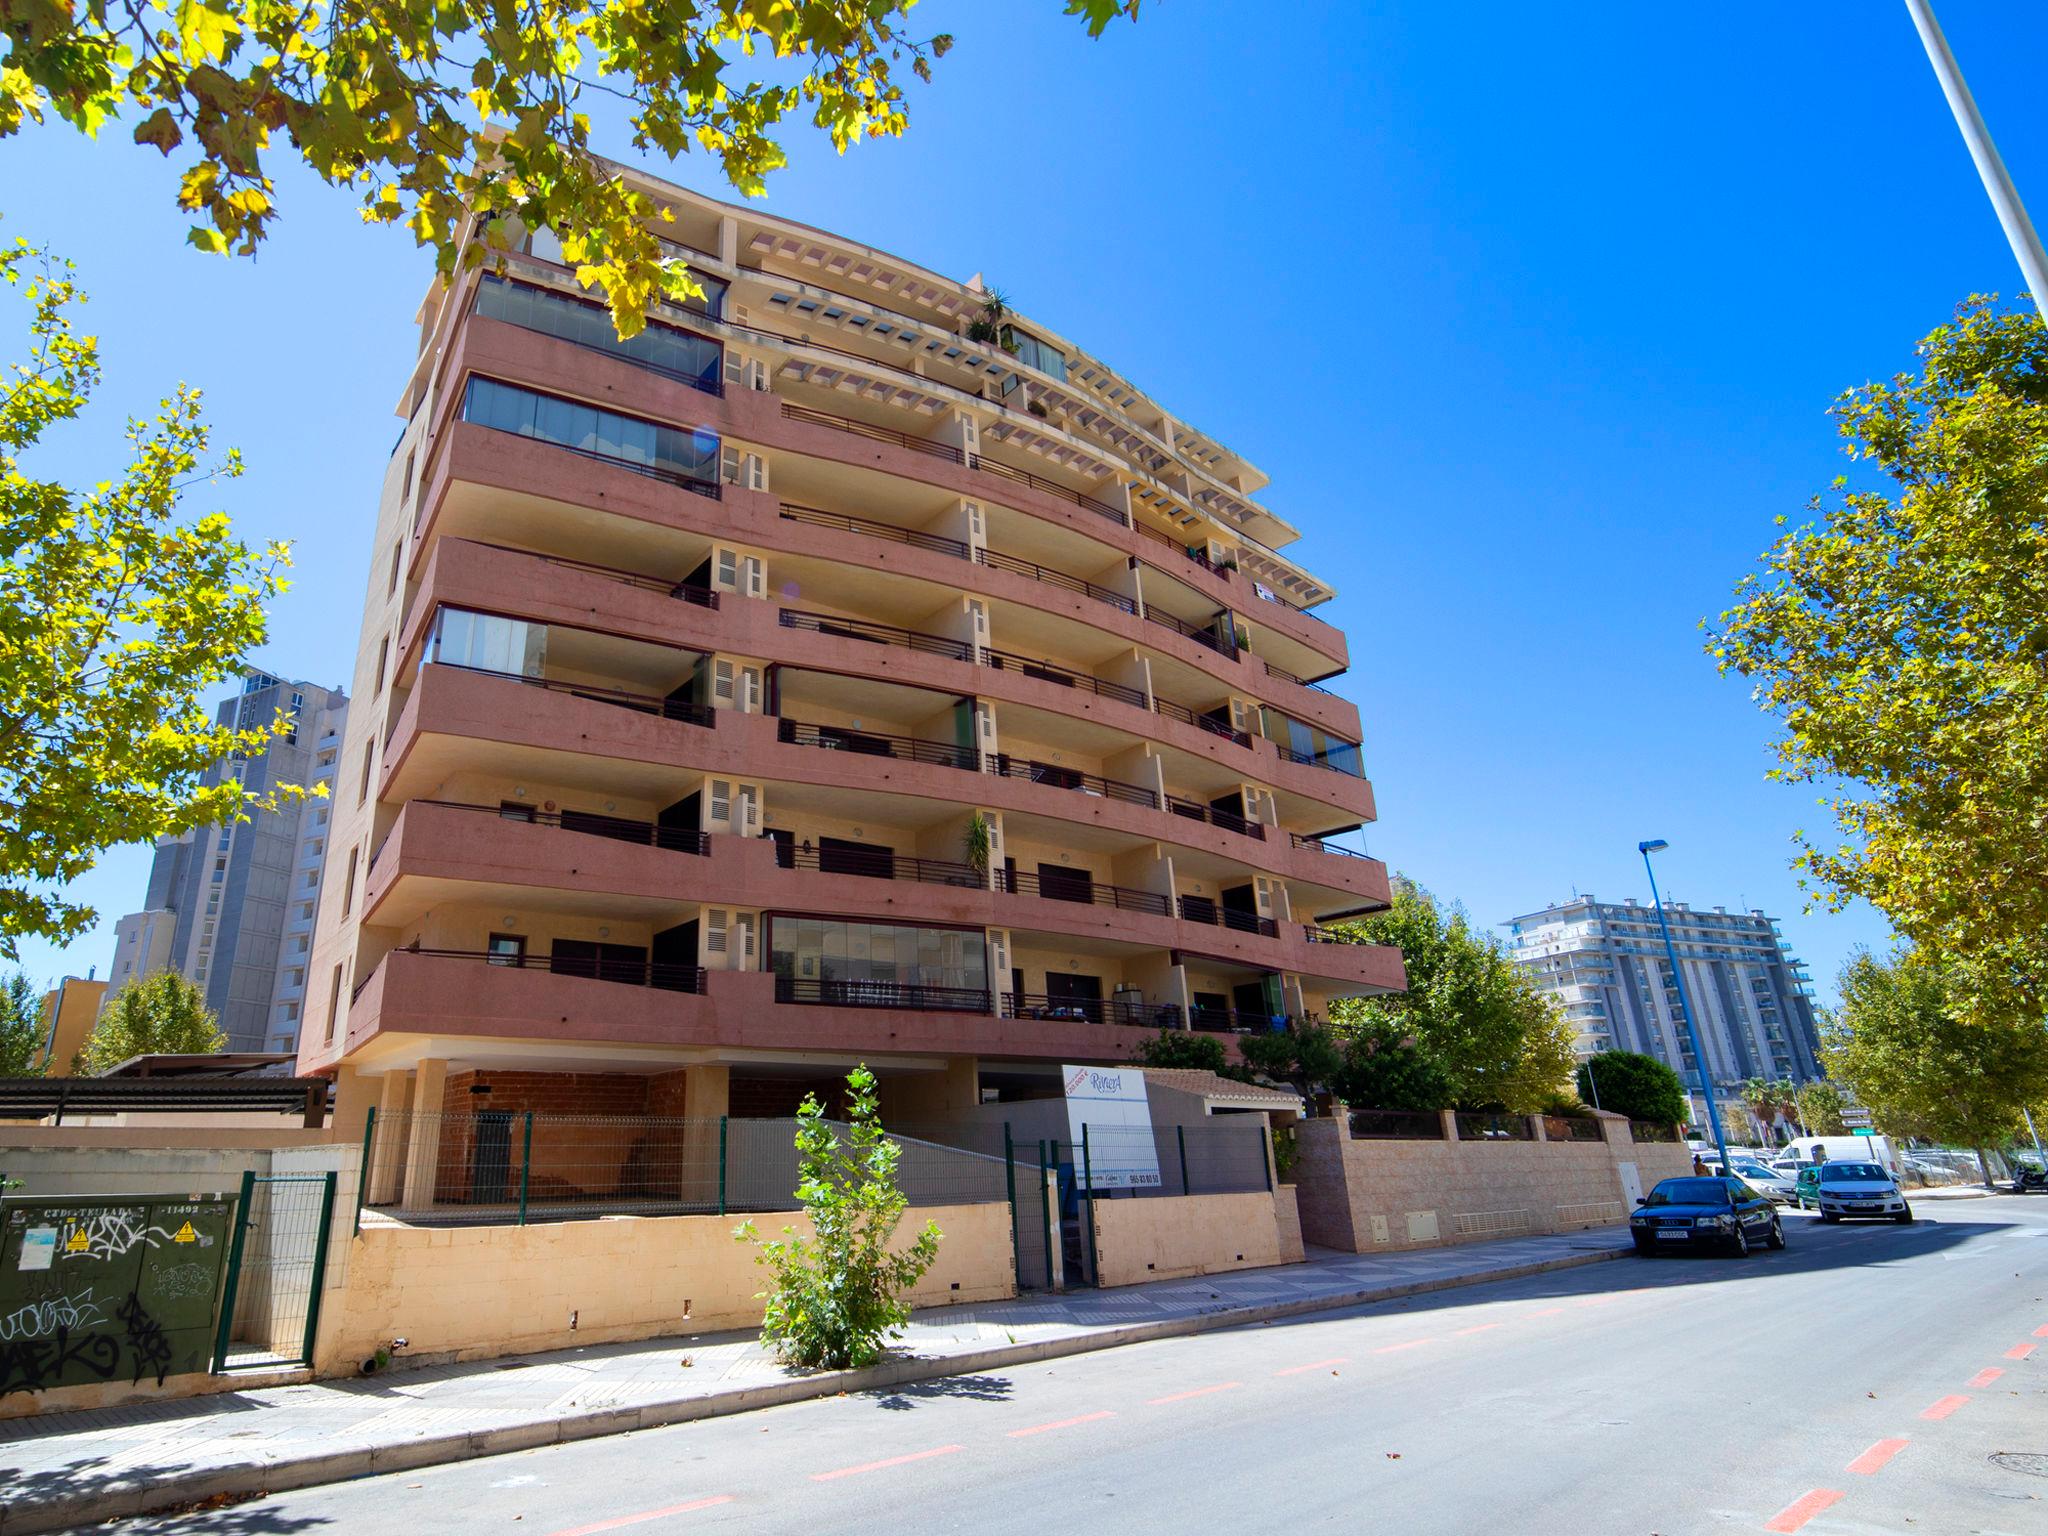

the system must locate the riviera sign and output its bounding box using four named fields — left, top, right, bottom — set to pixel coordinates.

left=1062, top=1064, right=1162, bottom=1191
